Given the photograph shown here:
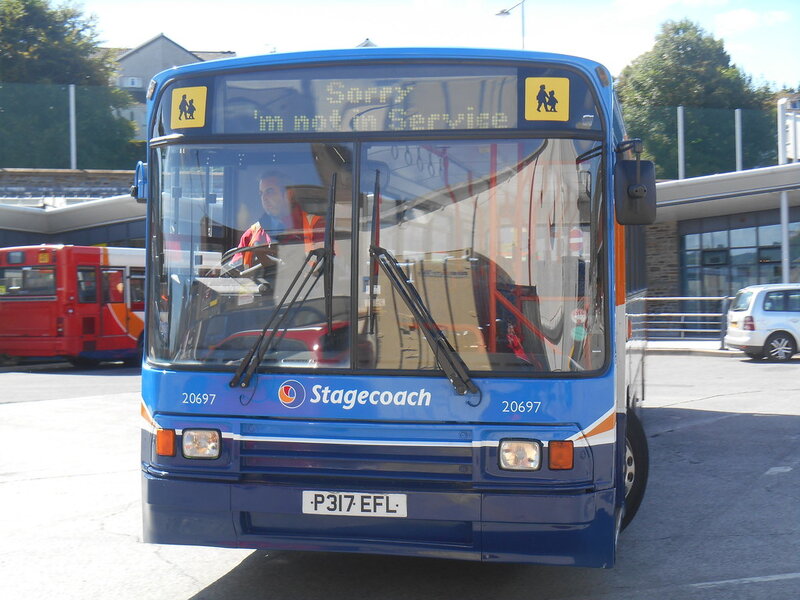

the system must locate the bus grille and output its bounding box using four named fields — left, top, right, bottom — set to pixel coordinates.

left=239, top=439, right=473, bottom=487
